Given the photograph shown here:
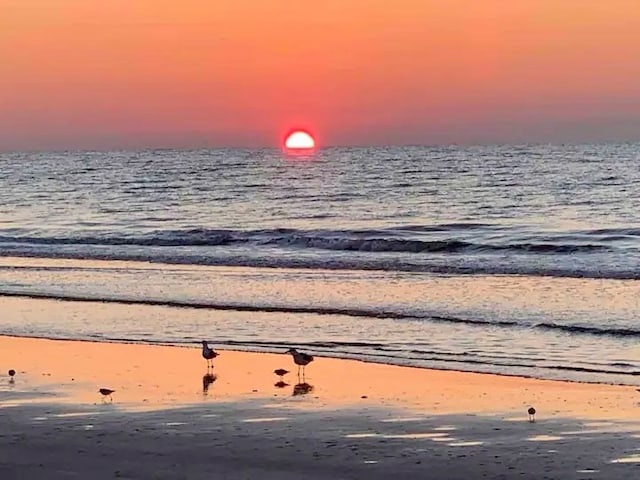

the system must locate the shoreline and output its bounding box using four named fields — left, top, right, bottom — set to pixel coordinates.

left=2, top=257, right=639, bottom=389
left=1, top=331, right=639, bottom=390
left=1, top=335, right=638, bottom=418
